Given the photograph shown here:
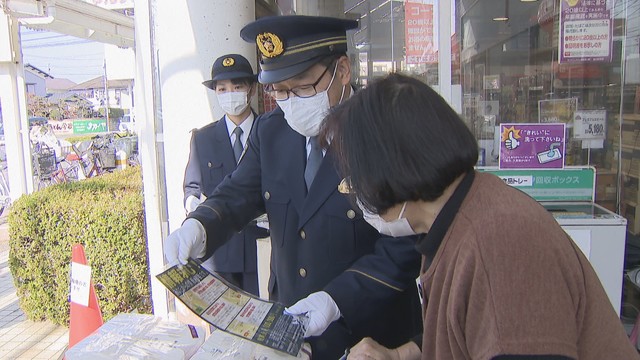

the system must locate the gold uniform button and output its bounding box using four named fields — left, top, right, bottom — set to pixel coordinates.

left=264, top=191, right=271, bottom=200
left=346, top=210, right=356, bottom=219
left=207, top=162, right=212, bottom=168
left=299, top=268, right=307, bottom=278
left=300, top=230, right=306, bottom=239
